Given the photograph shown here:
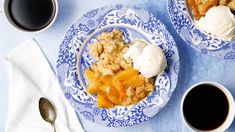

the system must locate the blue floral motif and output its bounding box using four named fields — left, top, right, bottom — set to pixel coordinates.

left=65, top=92, right=72, bottom=99
left=231, top=42, right=235, bottom=51
left=166, top=50, right=175, bottom=58
left=70, top=71, right=82, bottom=90
left=81, top=111, right=95, bottom=122
left=201, top=49, right=208, bottom=54
left=57, top=5, right=179, bottom=127
left=147, top=90, right=158, bottom=103
left=78, top=23, right=89, bottom=32
left=93, top=108, right=101, bottom=115
left=174, top=60, right=180, bottom=74
left=115, top=4, right=122, bottom=9
left=119, top=16, right=139, bottom=26
left=166, top=58, right=174, bottom=68
left=83, top=9, right=98, bottom=18
left=168, top=0, right=235, bottom=59
left=87, top=19, right=96, bottom=28
left=224, top=52, right=235, bottom=59
left=101, top=110, right=108, bottom=121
